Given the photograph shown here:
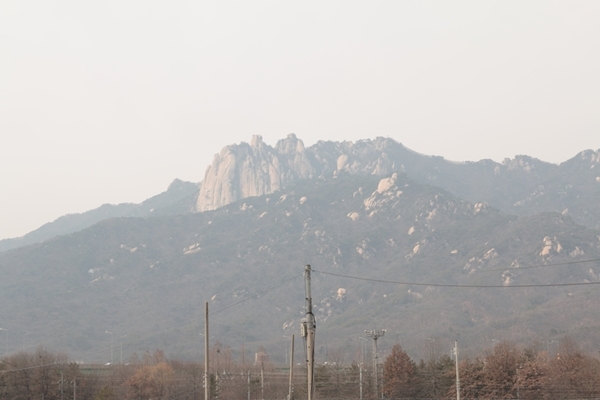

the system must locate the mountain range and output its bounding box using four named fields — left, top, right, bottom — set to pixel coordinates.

left=1, top=134, right=600, bottom=363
